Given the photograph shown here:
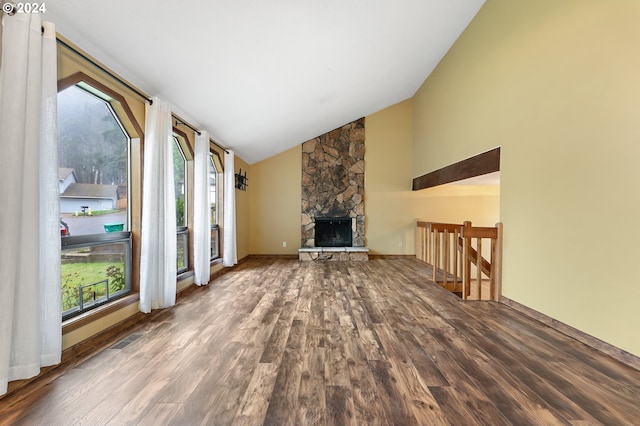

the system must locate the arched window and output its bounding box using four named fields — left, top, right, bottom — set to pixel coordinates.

left=173, top=134, right=188, bottom=273
left=209, top=154, right=220, bottom=260
left=58, top=80, right=136, bottom=319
